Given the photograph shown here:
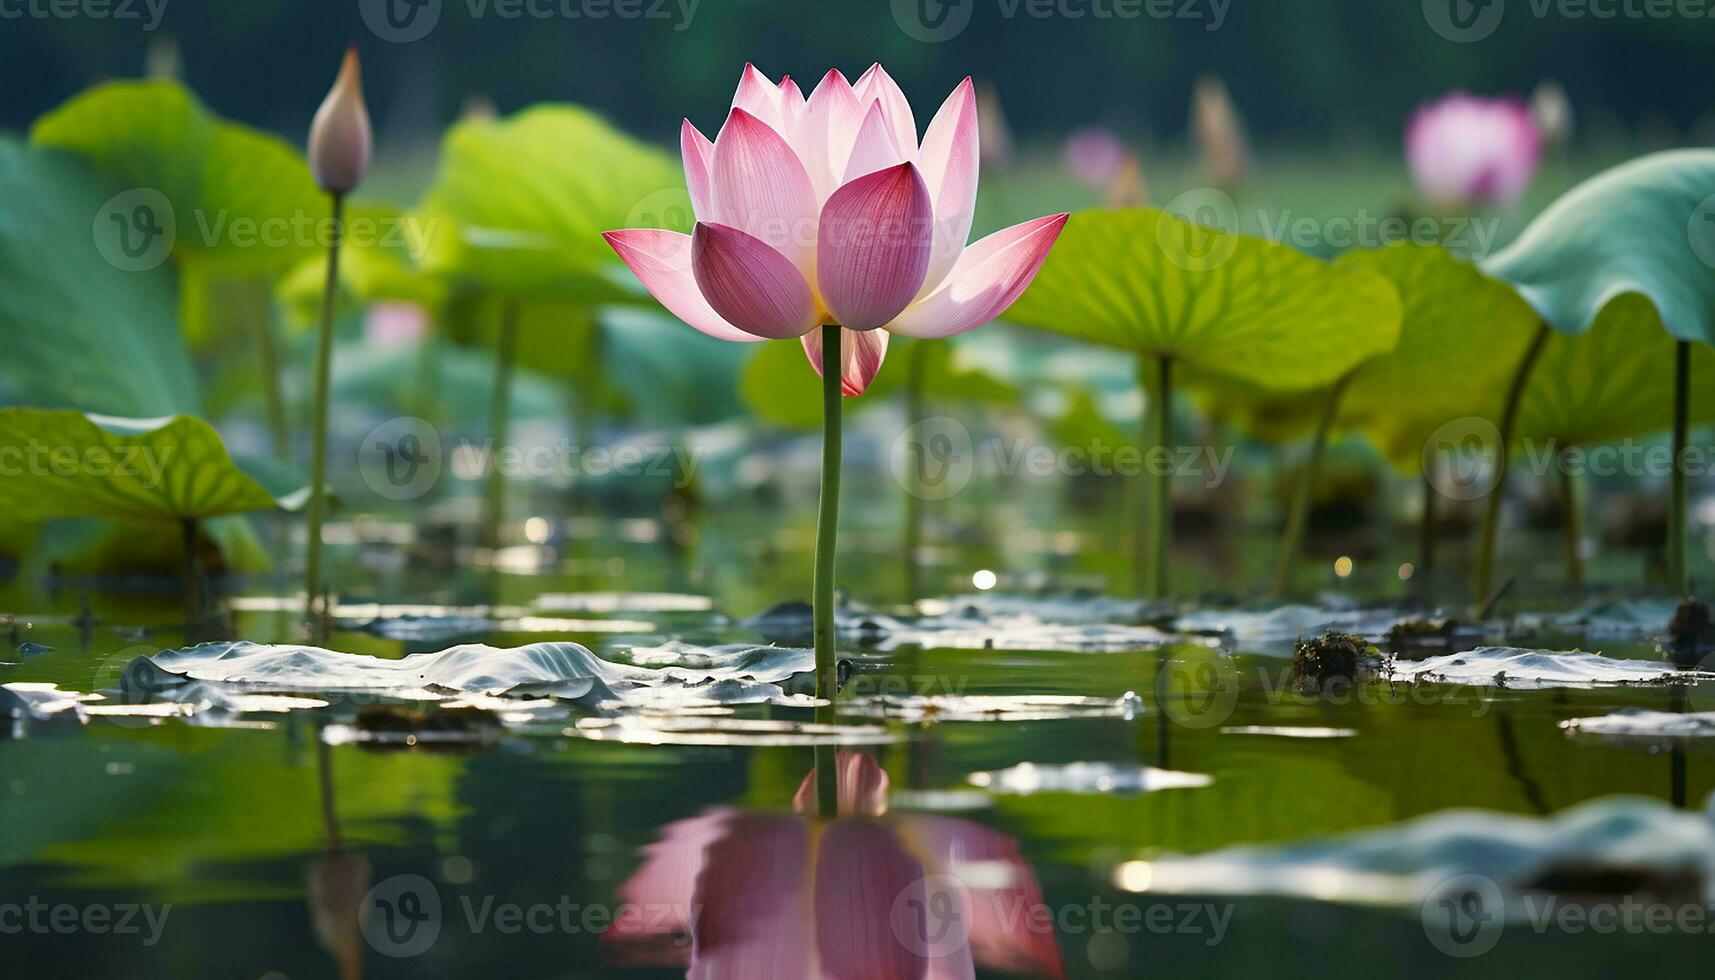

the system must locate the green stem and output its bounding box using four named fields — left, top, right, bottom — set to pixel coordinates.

left=1670, top=340, right=1691, bottom=596
left=483, top=299, right=520, bottom=552
left=249, top=281, right=291, bottom=462
left=903, top=341, right=929, bottom=601
left=1561, top=446, right=1585, bottom=590
left=304, top=192, right=344, bottom=641
left=182, top=516, right=202, bottom=626
left=1475, top=322, right=1552, bottom=607
left=814, top=324, right=843, bottom=818
left=1148, top=354, right=1174, bottom=600
left=1272, top=372, right=1354, bottom=599
left=1419, top=475, right=1438, bottom=578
